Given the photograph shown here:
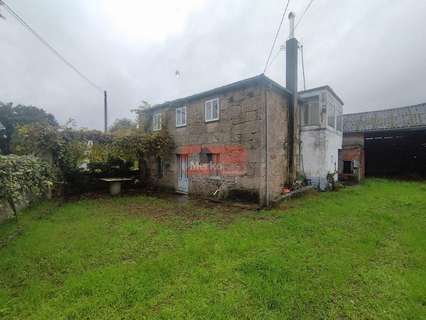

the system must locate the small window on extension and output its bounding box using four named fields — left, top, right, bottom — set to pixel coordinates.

left=343, top=160, right=353, bottom=174
left=301, top=97, right=320, bottom=126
